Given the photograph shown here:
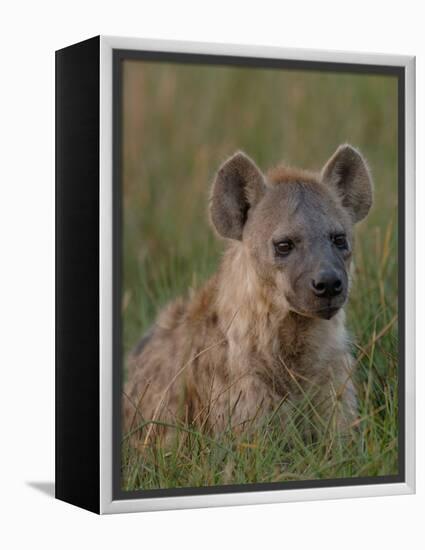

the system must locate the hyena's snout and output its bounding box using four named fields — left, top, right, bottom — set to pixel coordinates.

left=310, top=268, right=343, bottom=299
left=308, top=266, right=348, bottom=319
